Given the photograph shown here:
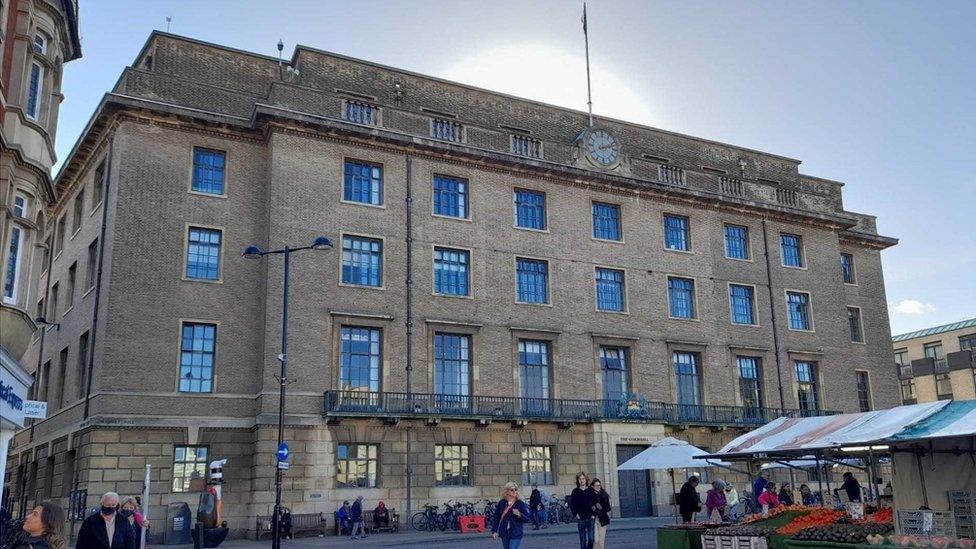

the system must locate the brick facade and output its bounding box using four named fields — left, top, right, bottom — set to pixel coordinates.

left=6, top=32, right=897, bottom=536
